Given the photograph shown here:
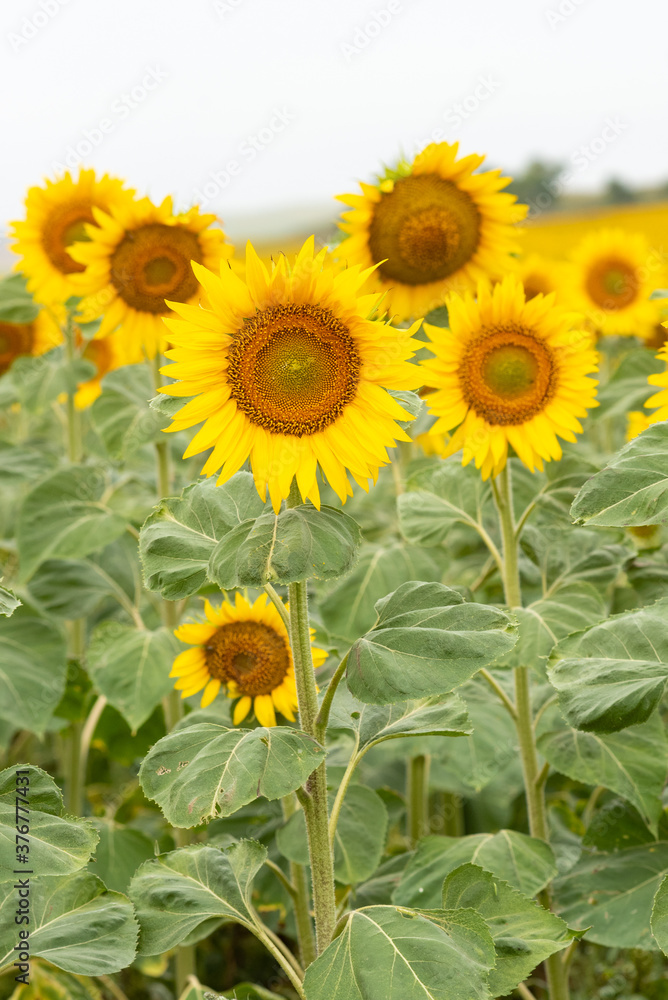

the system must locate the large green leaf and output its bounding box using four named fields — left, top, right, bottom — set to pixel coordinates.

left=442, top=863, right=574, bottom=997
left=0, top=765, right=98, bottom=882
left=547, top=598, right=668, bottom=732
left=538, top=714, right=668, bottom=833
left=0, top=615, right=67, bottom=735
left=87, top=622, right=177, bottom=732
left=319, top=543, right=442, bottom=645
left=0, top=585, right=20, bottom=617
left=394, top=831, right=557, bottom=908
left=10, top=350, right=96, bottom=414
left=302, top=904, right=495, bottom=1000
left=651, top=874, right=668, bottom=955
left=129, top=841, right=265, bottom=953
left=346, top=582, right=516, bottom=704
left=398, top=460, right=492, bottom=547
left=328, top=689, right=472, bottom=751
left=28, top=552, right=134, bottom=619
left=90, top=364, right=169, bottom=458
left=208, top=503, right=361, bottom=589
left=571, top=422, right=668, bottom=527
left=87, top=820, right=155, bottom=894
left=0, top=872, right=138, bottom=975
left=555, top=843, right=668, bottom=949
left=139, top=473, right=266, bottom=599
left=17, top=465, right=128, bottom=580
left=139, top=722, right=325, bottom=827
